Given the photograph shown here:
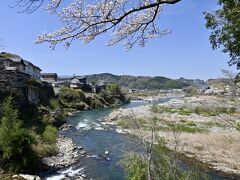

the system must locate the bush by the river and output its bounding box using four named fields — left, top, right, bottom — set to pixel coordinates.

left=58, top=86, right=129, bottom=110
left=121, top=138, right=208, bottom=180
left=0, top=97, right=38, bottom=173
